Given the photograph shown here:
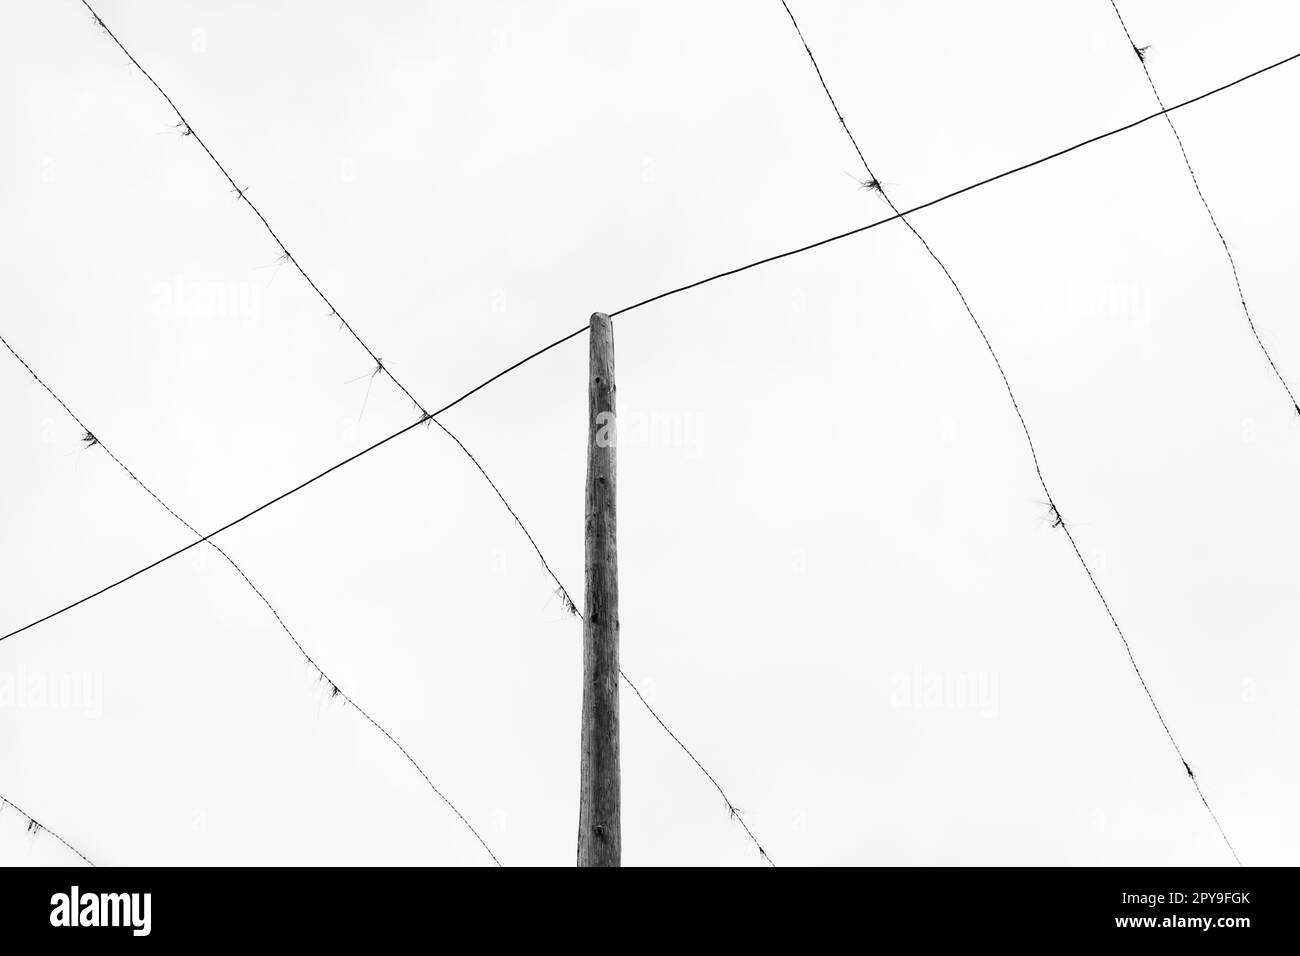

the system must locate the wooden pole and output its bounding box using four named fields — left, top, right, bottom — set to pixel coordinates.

left=578, top=311, right=620, bottom=867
